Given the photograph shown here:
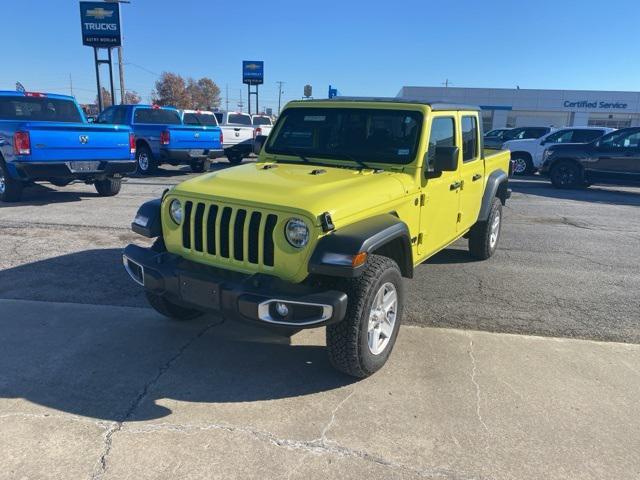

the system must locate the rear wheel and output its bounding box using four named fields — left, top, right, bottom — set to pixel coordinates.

left=550, top=160, right=582, bottom=188
left=136, top=145, right=157, bottom=175
left=511, top=154, right=534, bottom=175
left=227, top=153, right=243, bottom=165
left=326, top=255, right=403, bottom=378
left=190, top=159, right=210, bottom=173
left=468, top=197, right=502, bottom=260
left=94, top=177, right=122, bottom=196
left=0, top=161, right=23, bottom=203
